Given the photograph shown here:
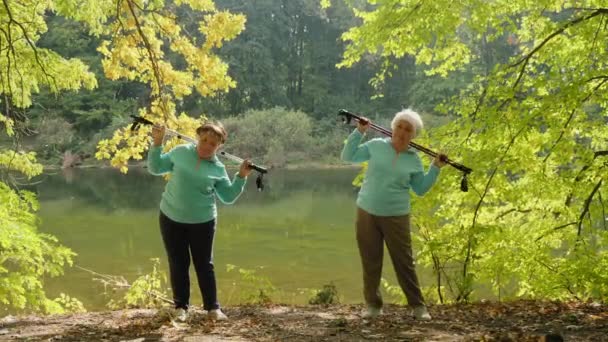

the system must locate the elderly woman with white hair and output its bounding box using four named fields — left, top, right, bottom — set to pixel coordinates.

left=341, top=109, right=446, bottom=321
